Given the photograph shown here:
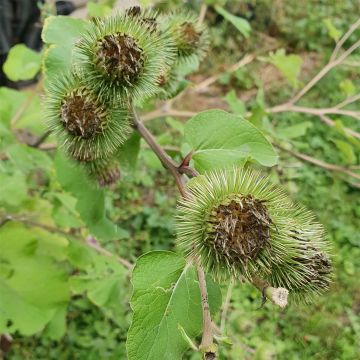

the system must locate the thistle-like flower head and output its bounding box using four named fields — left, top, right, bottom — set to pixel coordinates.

left=176, top=167, right=332, bottom=302
left=45, top=73, right=131, bottom=161
left=155, top=65, right=186, bottom=100
left=163, top=11, right=209, bottom=66
left=75, top=12, right=175, bottom=103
